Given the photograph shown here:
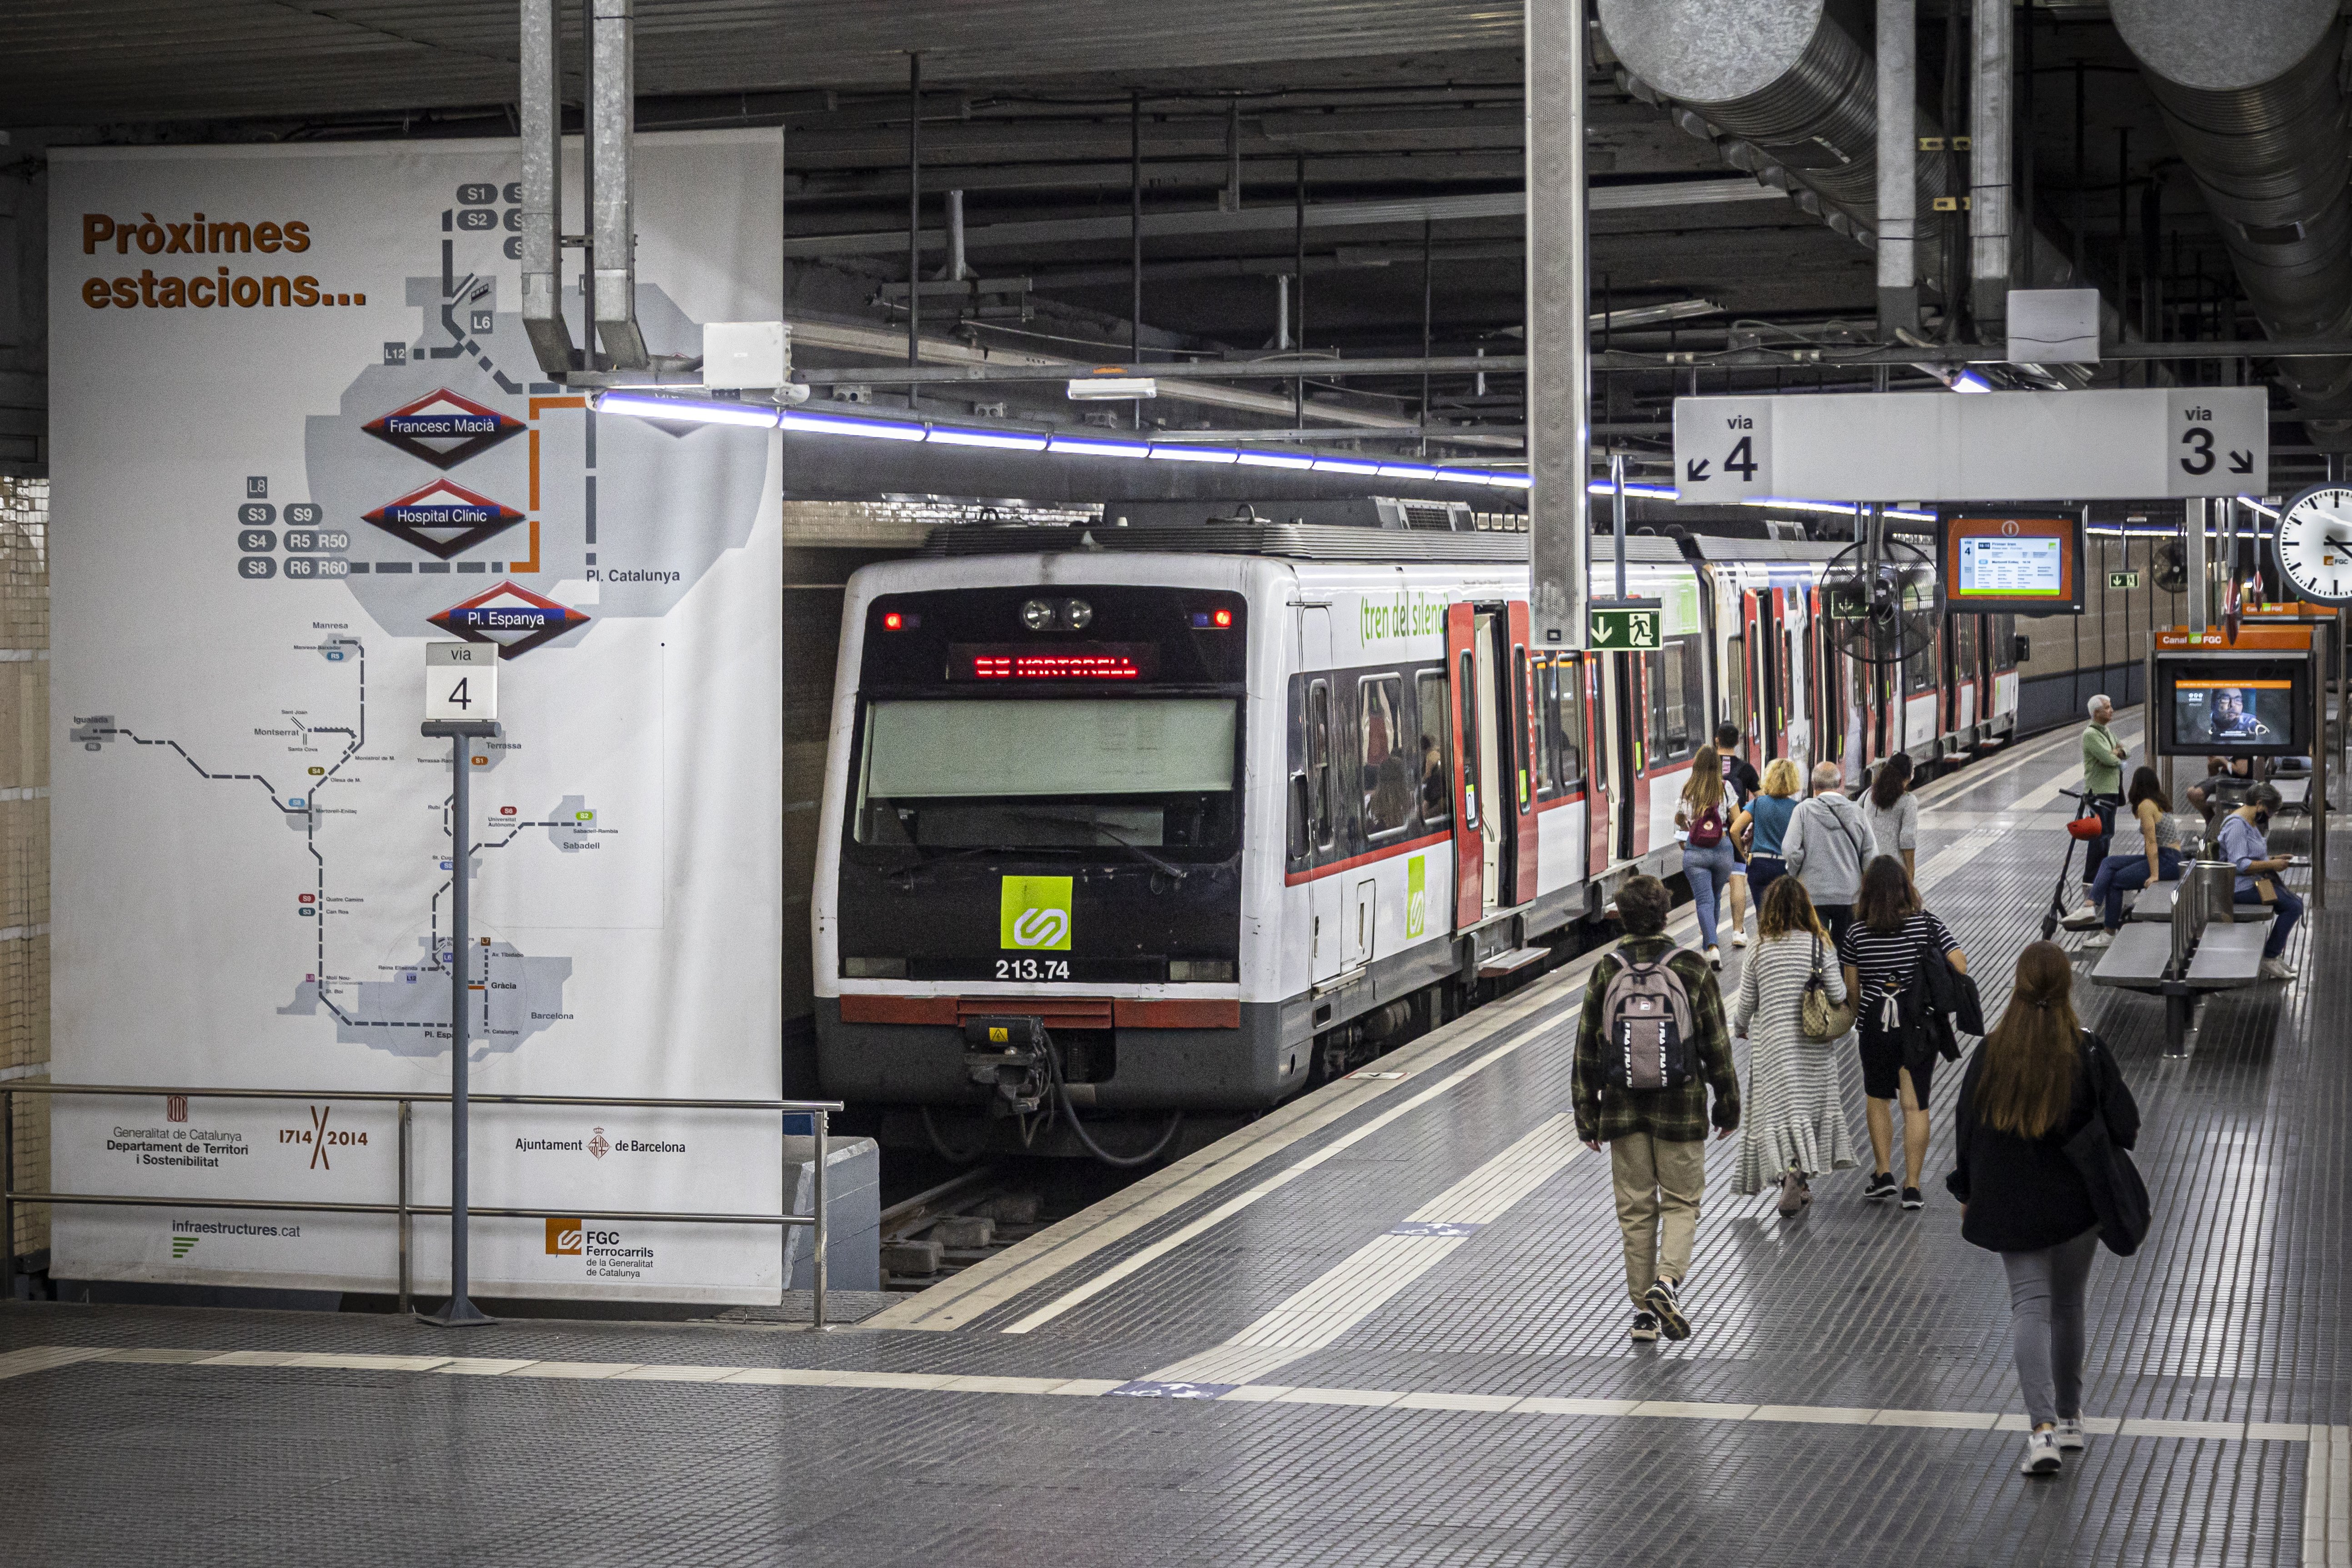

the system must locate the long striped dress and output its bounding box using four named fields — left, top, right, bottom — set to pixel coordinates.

left=1731, top=928, right=1860, bottom=1193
